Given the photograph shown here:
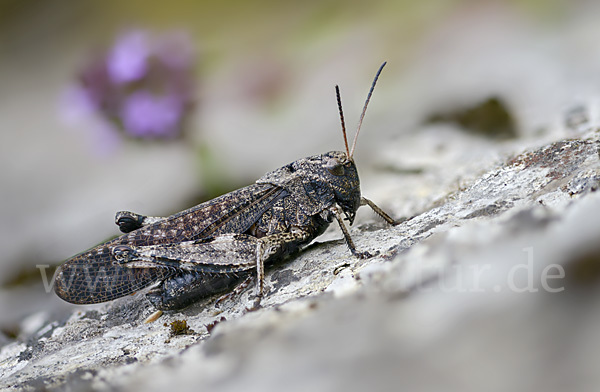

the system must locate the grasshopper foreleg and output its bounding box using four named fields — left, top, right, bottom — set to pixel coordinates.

left=332, top=206, right=374, bottom=259
left=360, top=197, right=399, bottom=225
